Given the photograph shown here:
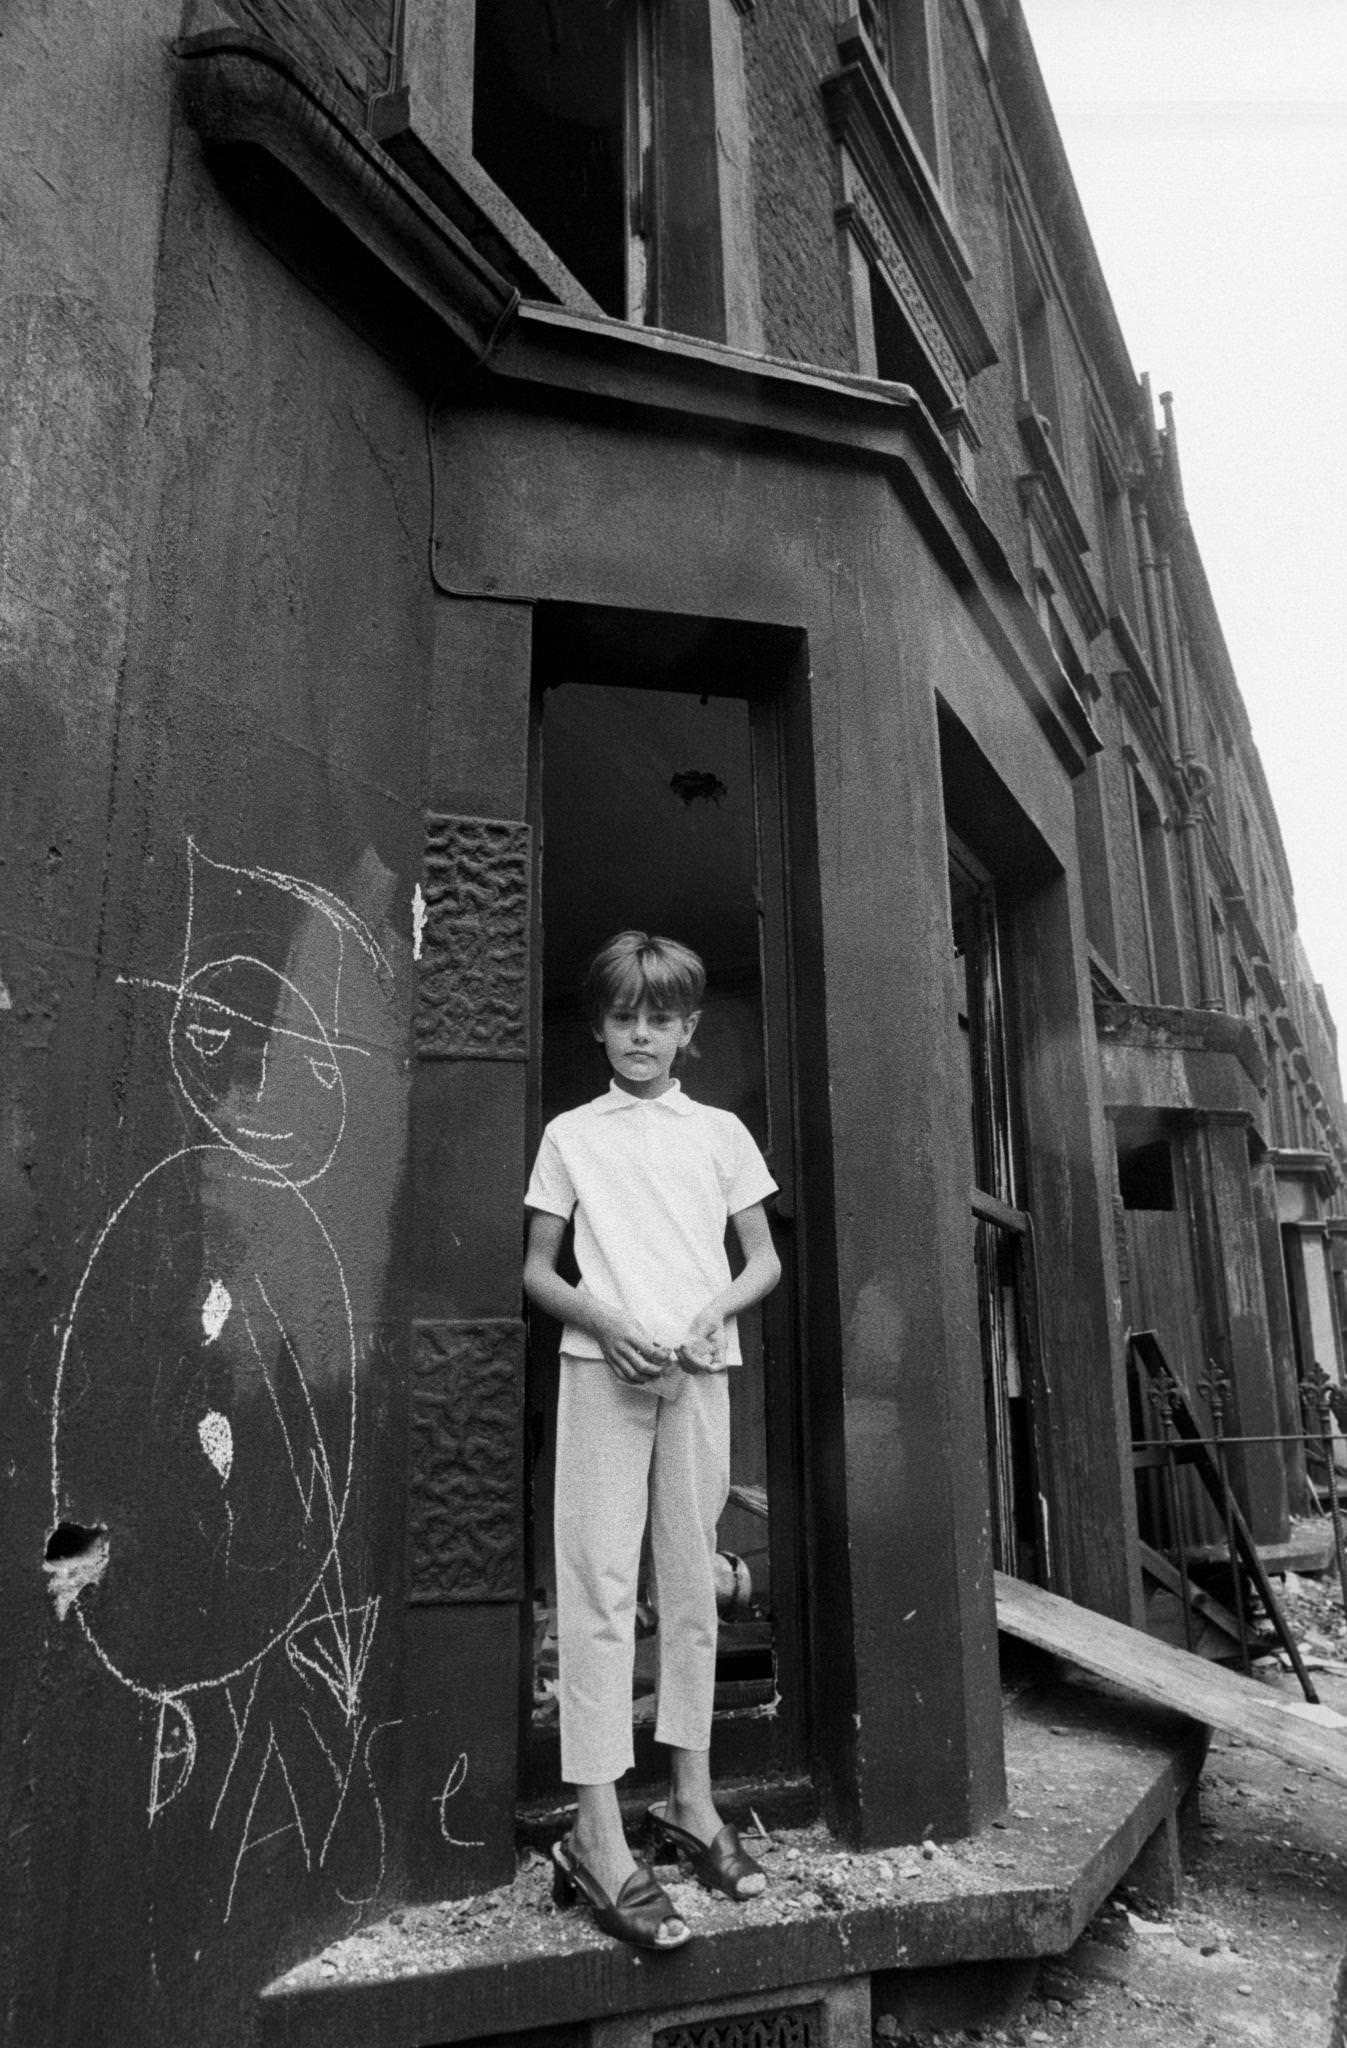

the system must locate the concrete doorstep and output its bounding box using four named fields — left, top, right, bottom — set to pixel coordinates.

left=258, top=1677, right=1206, bottom=2048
